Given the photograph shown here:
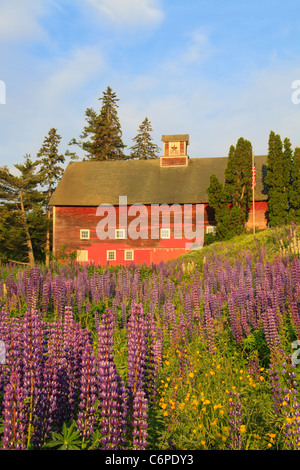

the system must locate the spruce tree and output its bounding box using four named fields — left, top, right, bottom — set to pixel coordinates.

left=290, top=147, right=300, bottom=222
left=130, top=117, right=160, bottom=160
left=68, top=107, right=98, bottom=159
left=37, top=128, right=65, bottom=266
left=69, top=87, right=126, bottom=161
left=265, top=131, right=292, bottom=226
